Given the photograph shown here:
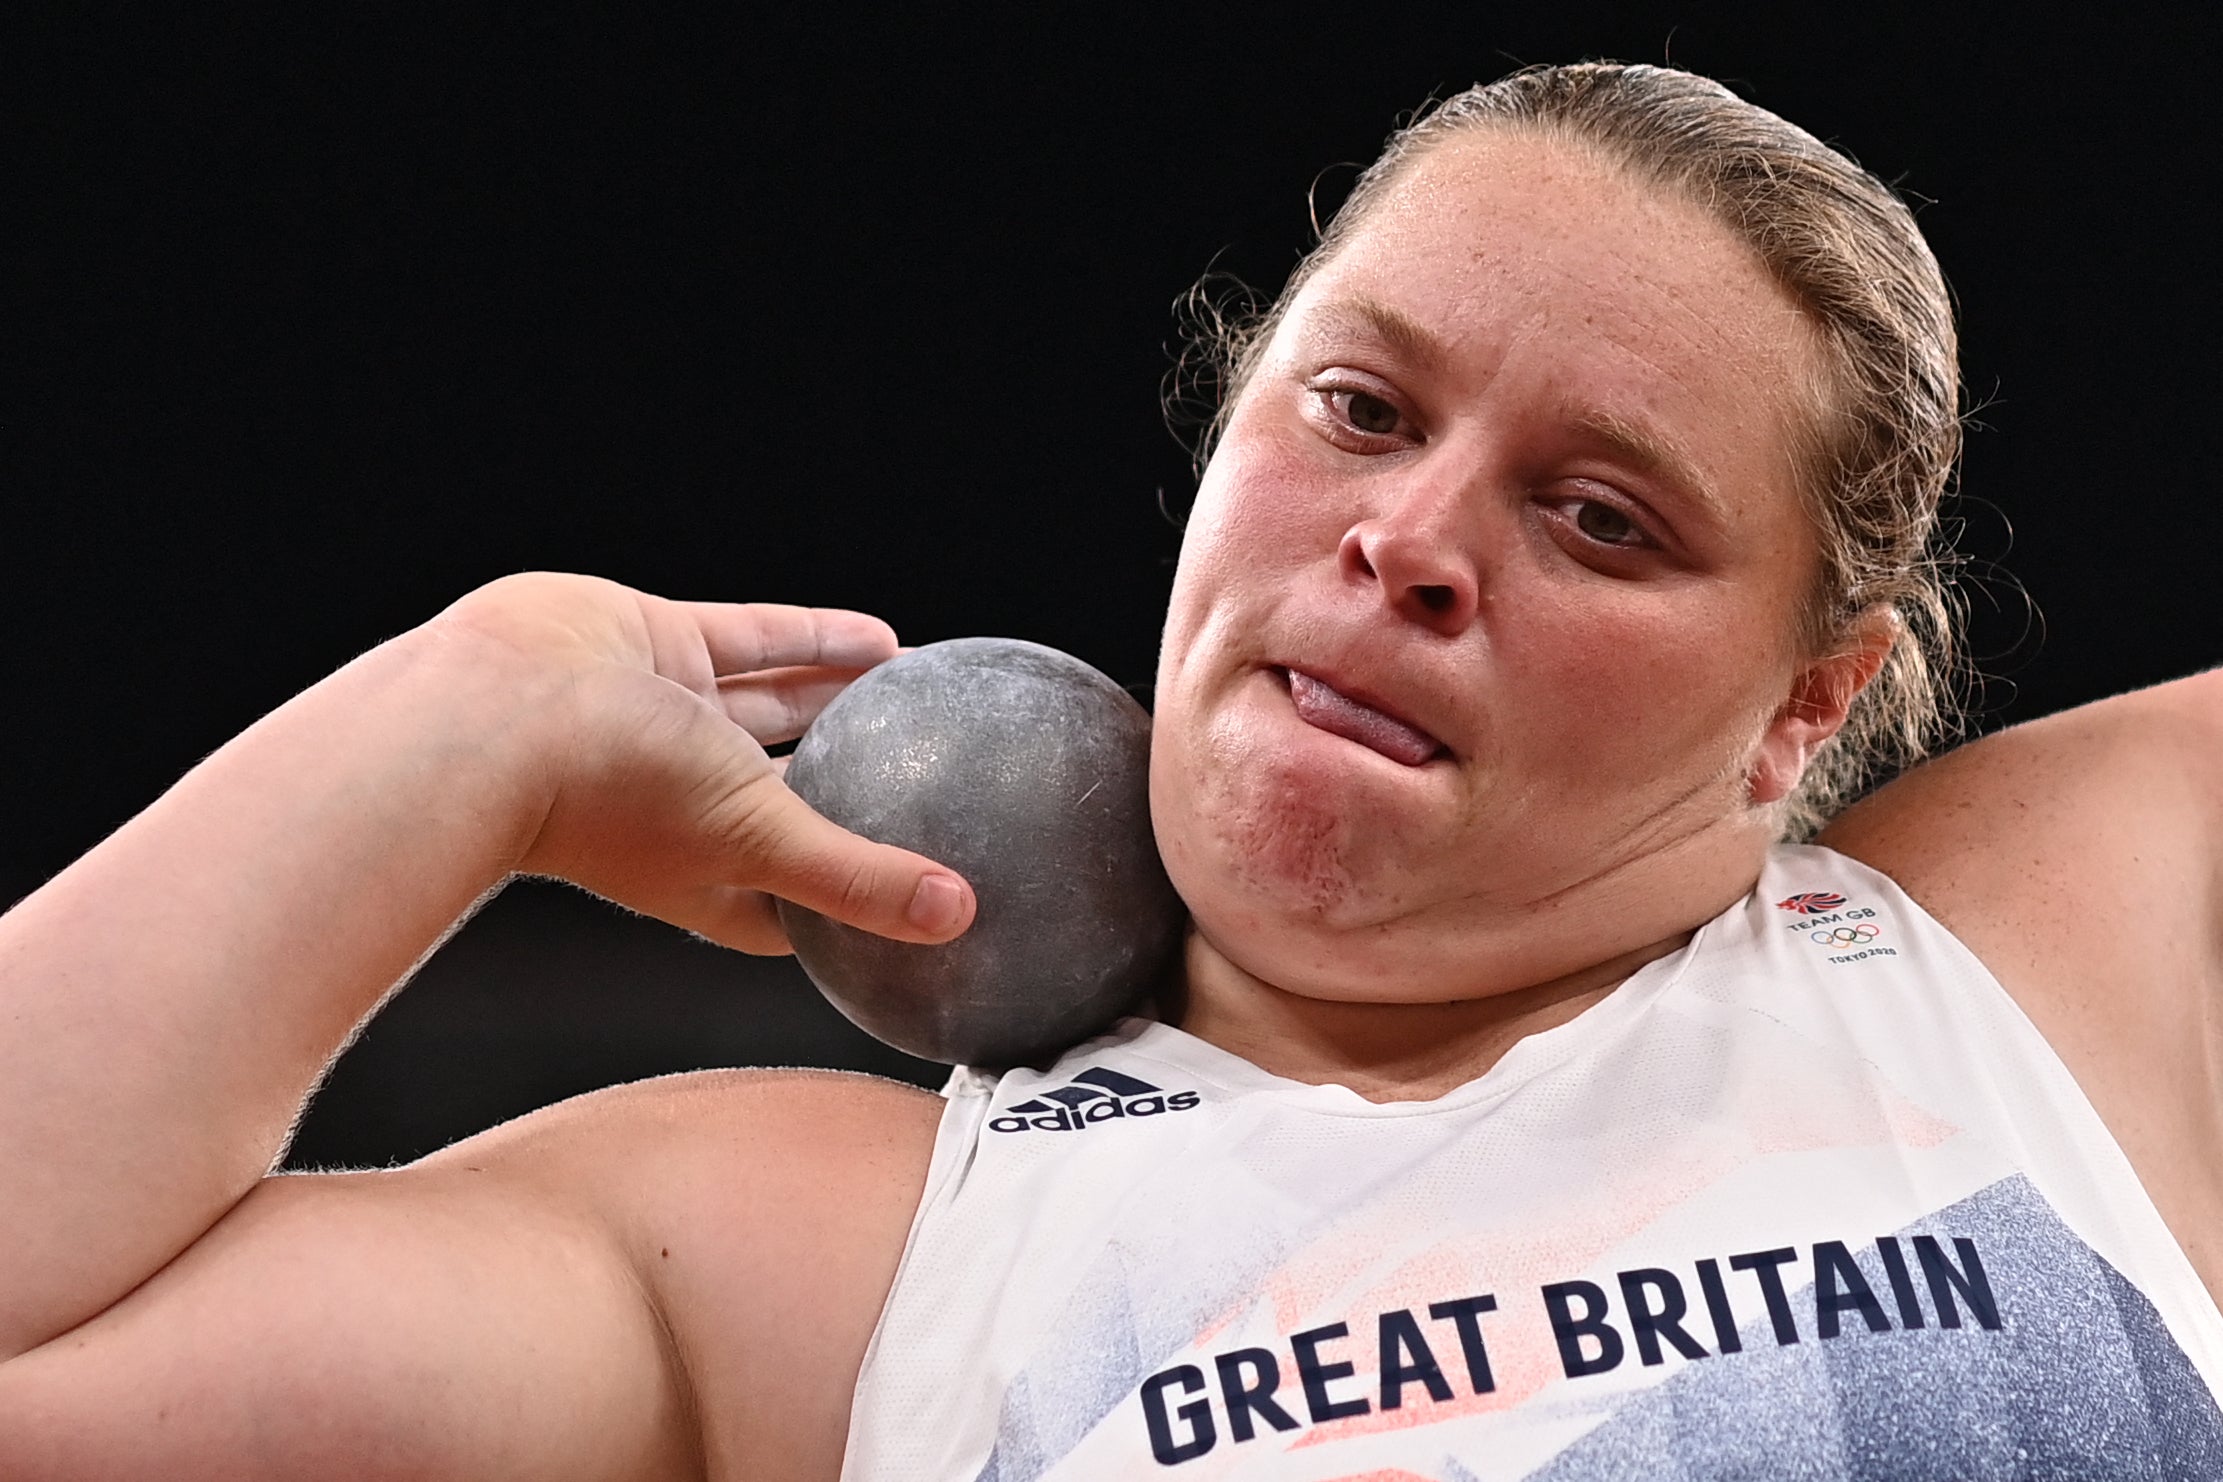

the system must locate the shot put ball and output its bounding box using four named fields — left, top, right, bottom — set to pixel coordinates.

left=777, top=637, right=1186, bottom=1067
